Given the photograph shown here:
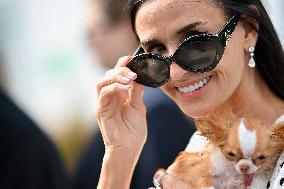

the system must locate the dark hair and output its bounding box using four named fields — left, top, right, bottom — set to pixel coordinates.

left=128, top=0, right=284, bottom=100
